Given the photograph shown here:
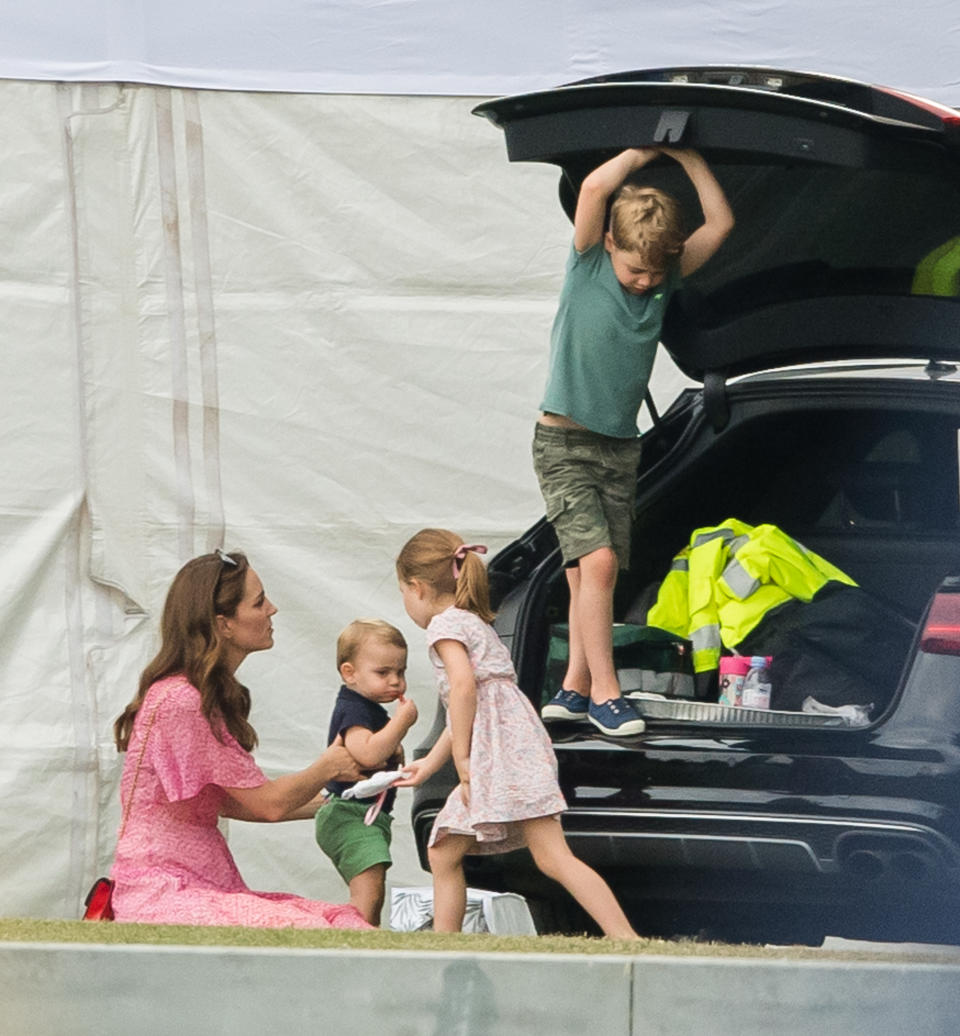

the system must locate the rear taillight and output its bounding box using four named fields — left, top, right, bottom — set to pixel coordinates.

left=920, top=592, right=960, bottom=655
left=875, top=86, right=960, bottom=128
